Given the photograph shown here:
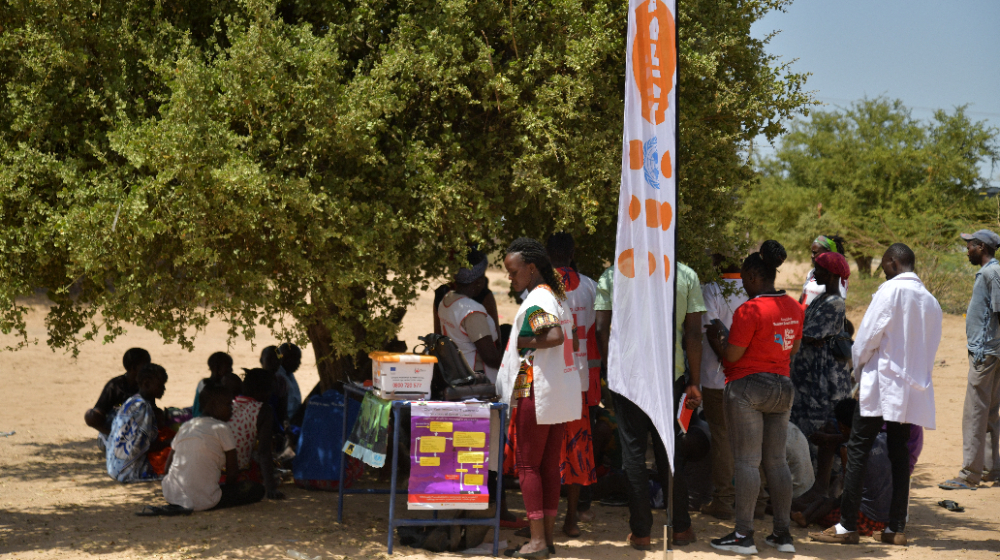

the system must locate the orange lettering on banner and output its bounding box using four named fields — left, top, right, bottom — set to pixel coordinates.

left=632, top=0, right=676, bottom=126
left=660, top=201, right=672, bottom=231
left=663, top=254, right=672, bottom=282
left=645, top=199, right=659, bottom=228
left=661, top=150, right=672, bottom=178
left=618, top=249, right=636, bottom=278
left=629, top=140, right=644, bottom=169
left=647, top=252, right=657, bottom=276
left=629, top=195, right=641, bottom=221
